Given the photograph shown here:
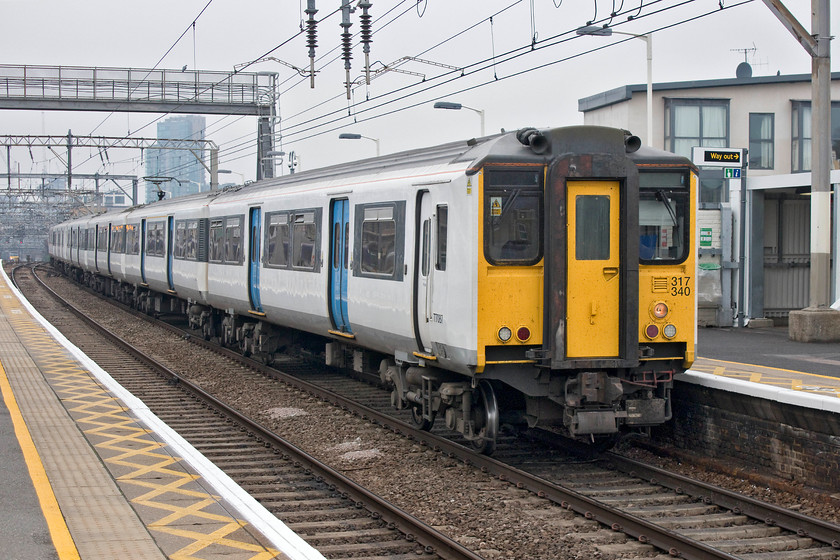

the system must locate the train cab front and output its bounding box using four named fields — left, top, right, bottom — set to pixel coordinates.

left=478, top=127, right=696, bottom=447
